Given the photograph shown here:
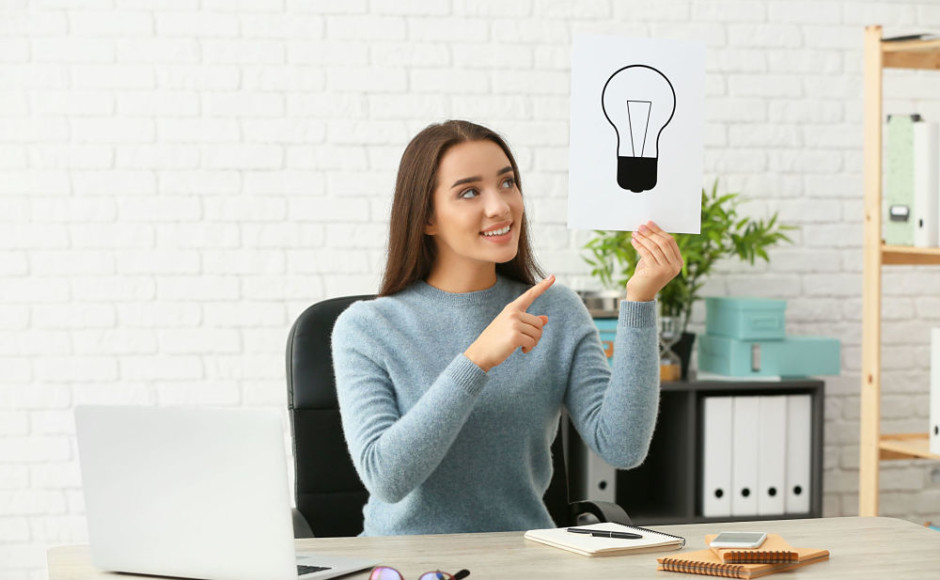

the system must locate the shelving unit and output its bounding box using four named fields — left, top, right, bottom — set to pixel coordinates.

left=859, top=25, right=940, bottom=517
left=567, top=378, right=825, bottom=525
